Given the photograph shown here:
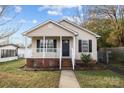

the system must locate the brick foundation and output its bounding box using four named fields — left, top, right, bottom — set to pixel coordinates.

left=26, top=58, right=59, bottom=68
